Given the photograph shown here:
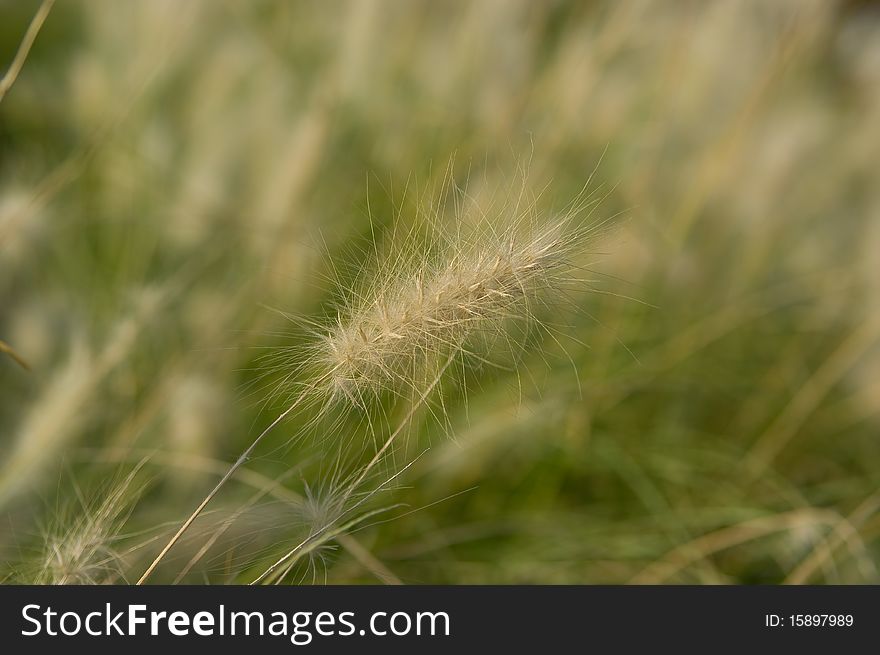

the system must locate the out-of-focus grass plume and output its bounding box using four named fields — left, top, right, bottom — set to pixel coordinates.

left=2, top=0, right=879, bottom=584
